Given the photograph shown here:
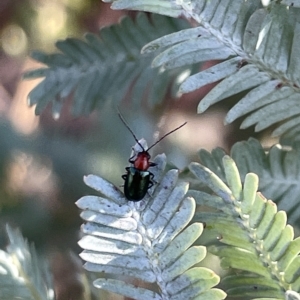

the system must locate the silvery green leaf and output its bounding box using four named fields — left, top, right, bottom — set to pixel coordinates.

left=180, top=57, right=241, bottom=94
left=189, top=155, right=300, bottom=298
left=0, top=226, right=54, bottom=300
left=198, top=65, right=270, bottom=113
left=77, top=147, right=224, bottom=299
left=94, top=279, right=161, bottom=300
left=108, top=1, right=300, bottom=137
left=106, top=0, right=184, bottom=17
left=199, top=138, right=300, bottom=225
left=24, top=13, right=191, bottom=115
